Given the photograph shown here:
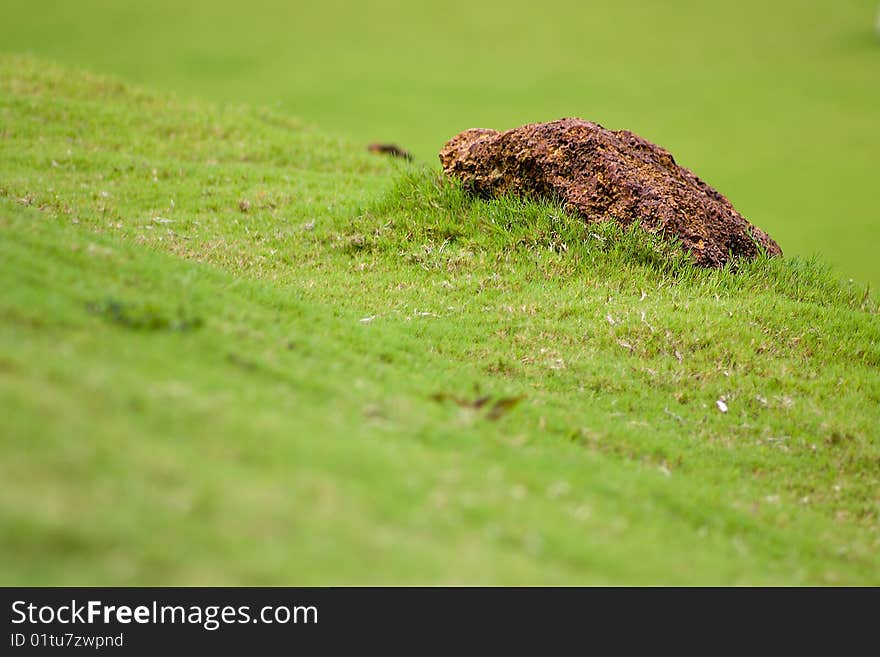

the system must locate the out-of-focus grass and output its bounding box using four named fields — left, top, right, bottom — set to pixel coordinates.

left=0, top=0, right=878, bottom=286
left=1, top=58, right=878, bottom=584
